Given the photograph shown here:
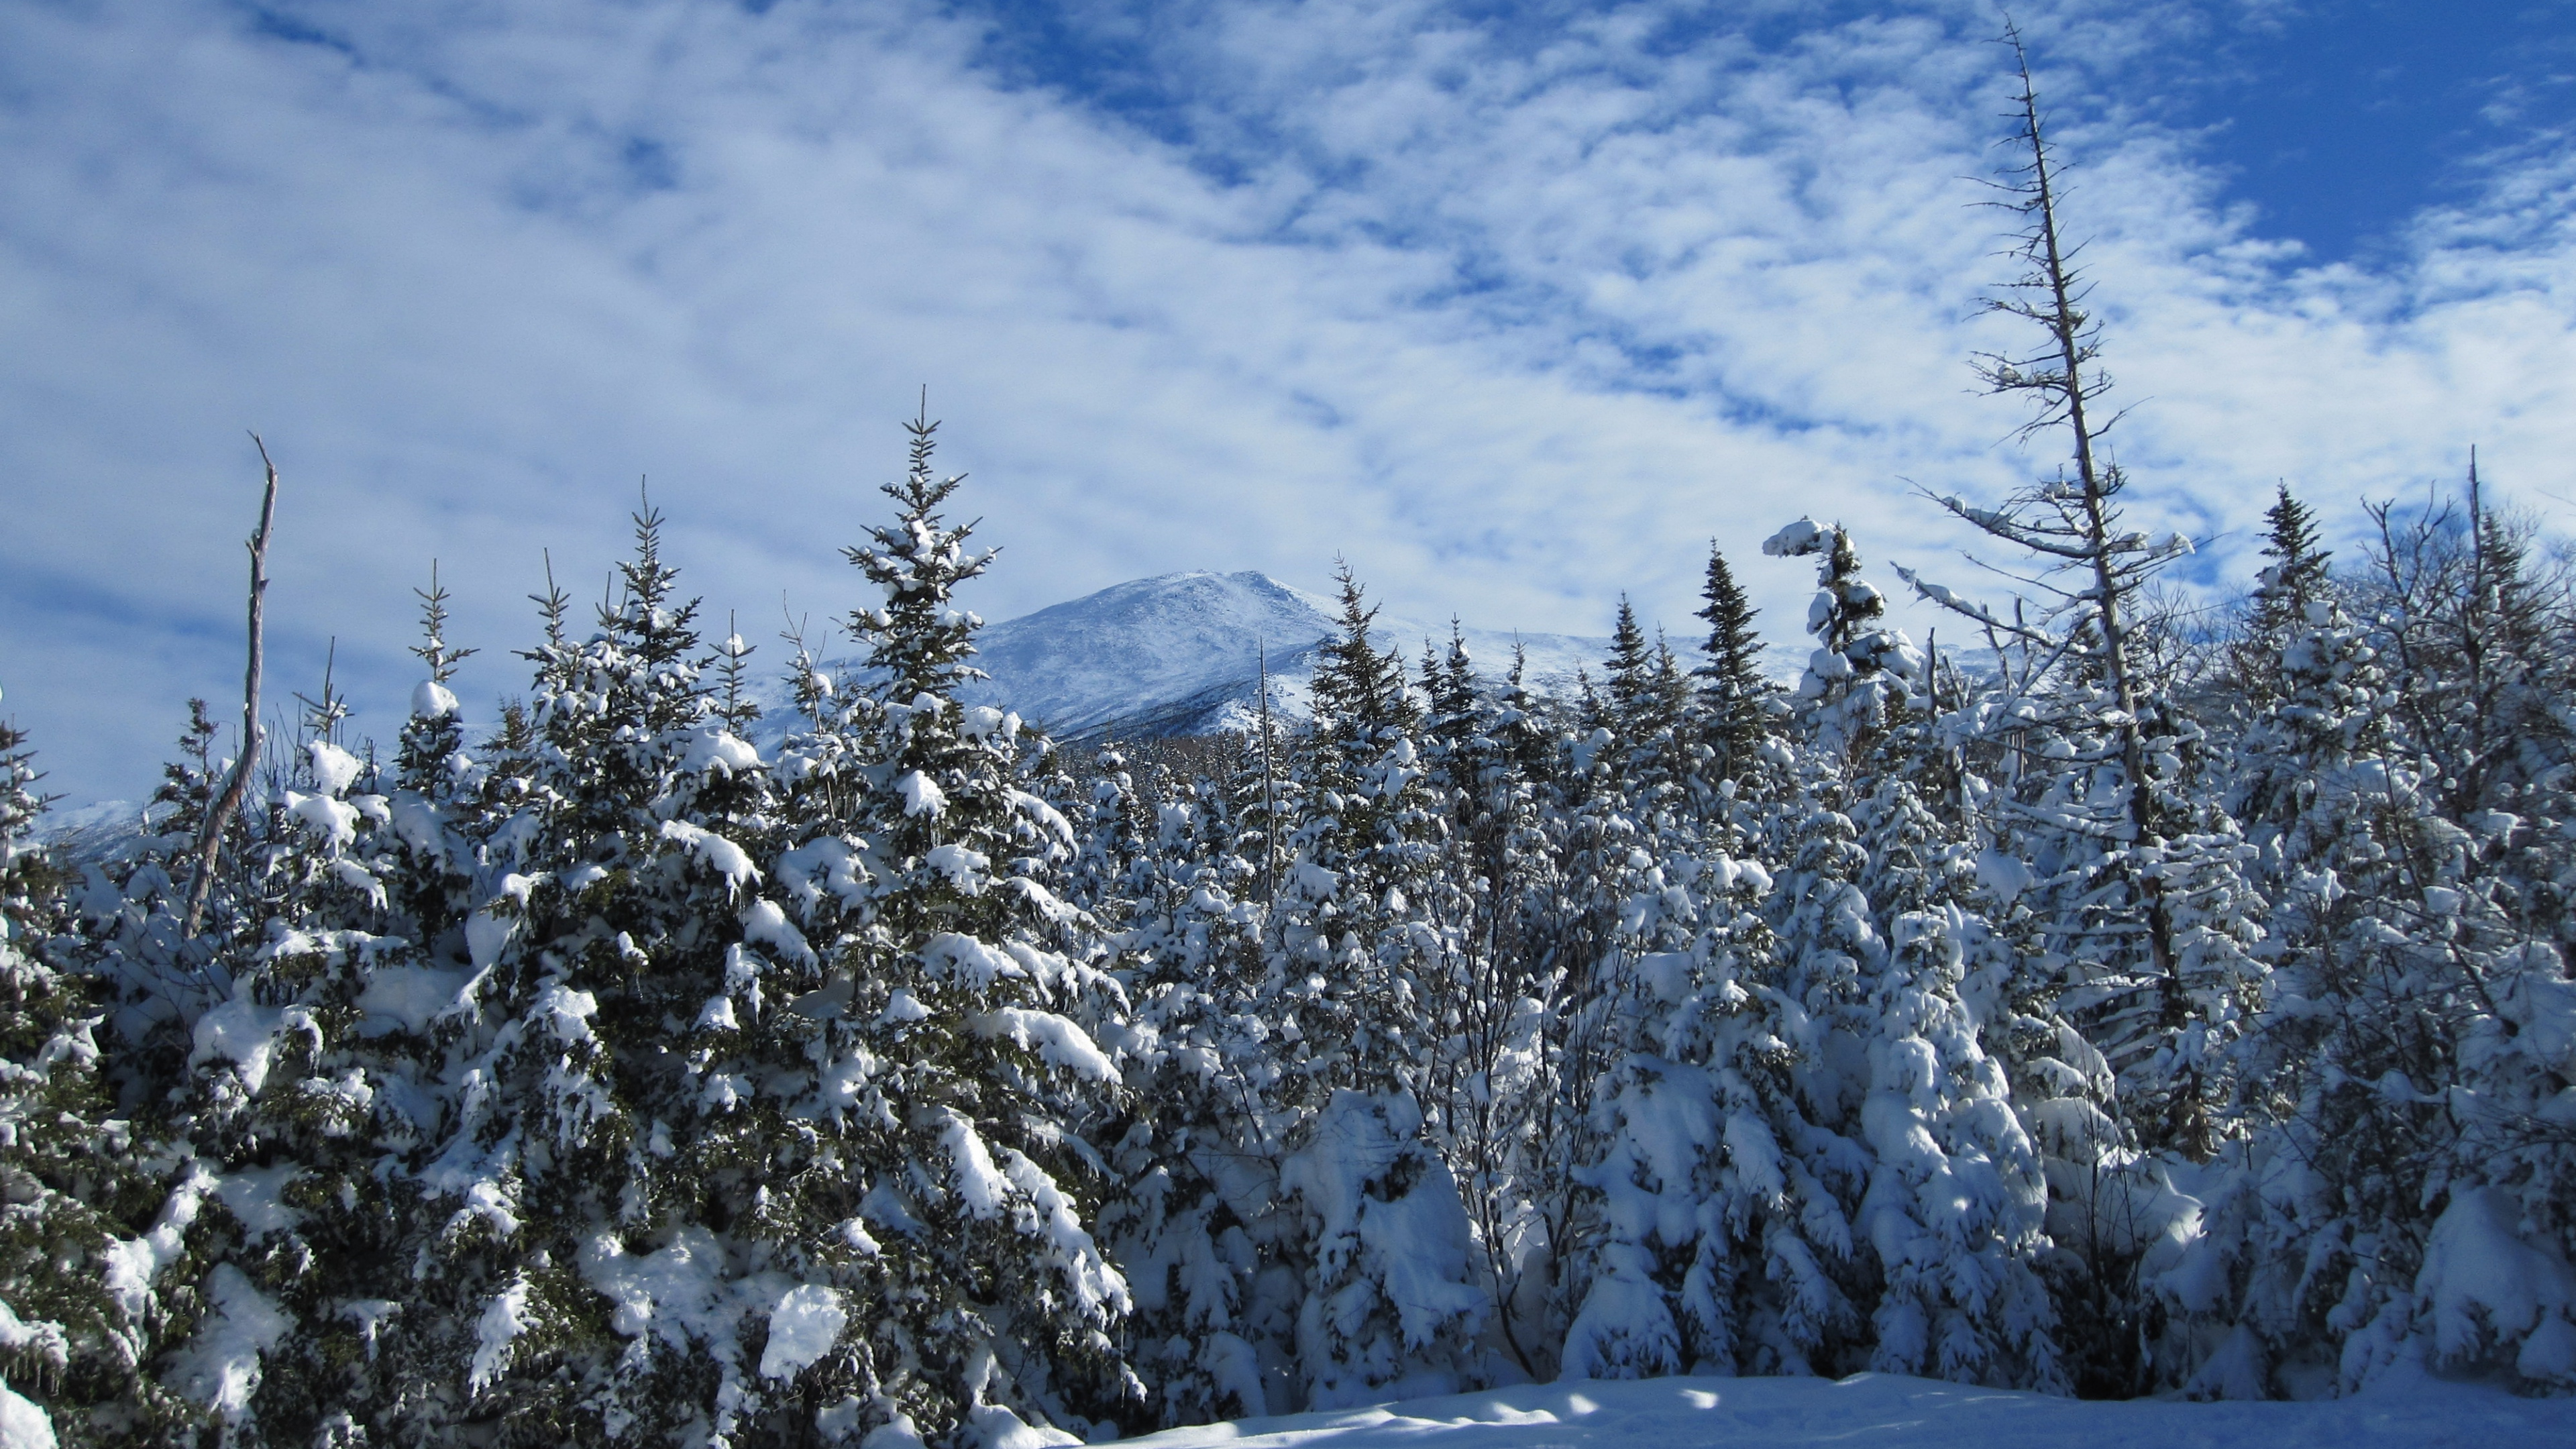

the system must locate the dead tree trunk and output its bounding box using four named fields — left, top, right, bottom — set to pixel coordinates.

left=183, top=434, right=282, bottom=939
